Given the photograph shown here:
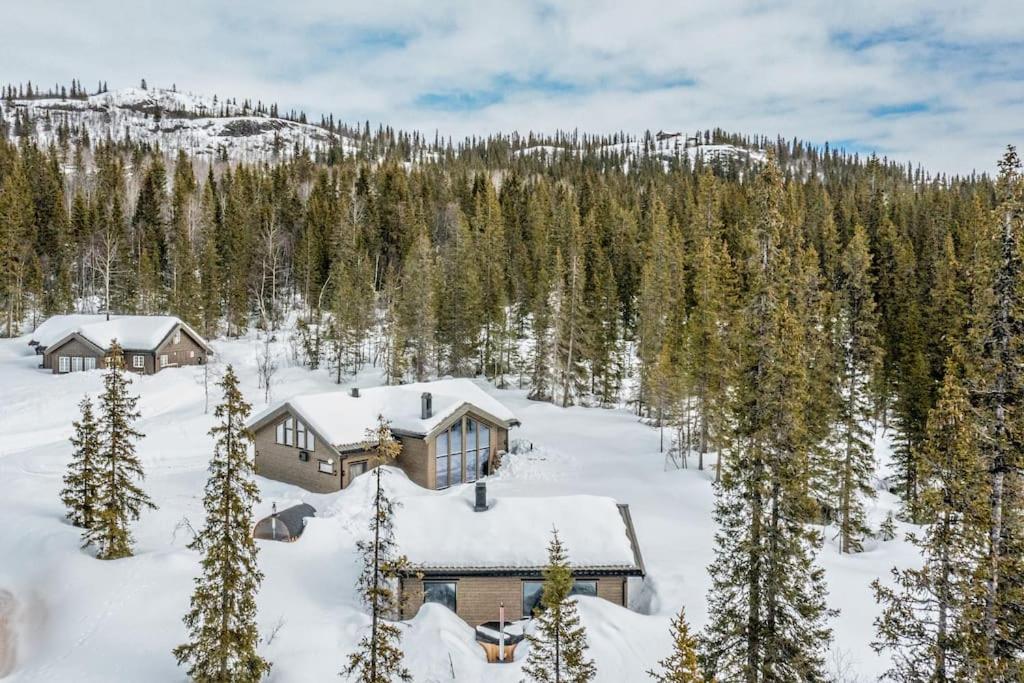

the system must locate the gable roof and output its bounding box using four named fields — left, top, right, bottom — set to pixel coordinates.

left=247, top=379, right=518, bottom=451
left=393, top=493, right=644, bottom=575
left=29, top=314, right=111, bottom=347
left=42, top=315, right=210, bottom=354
